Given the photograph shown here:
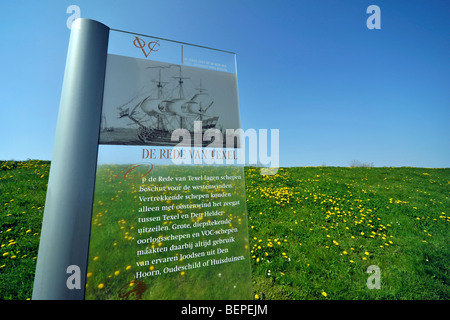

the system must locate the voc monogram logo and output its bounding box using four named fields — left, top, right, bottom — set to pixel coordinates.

left=133, top=36, right=160, bottom=58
